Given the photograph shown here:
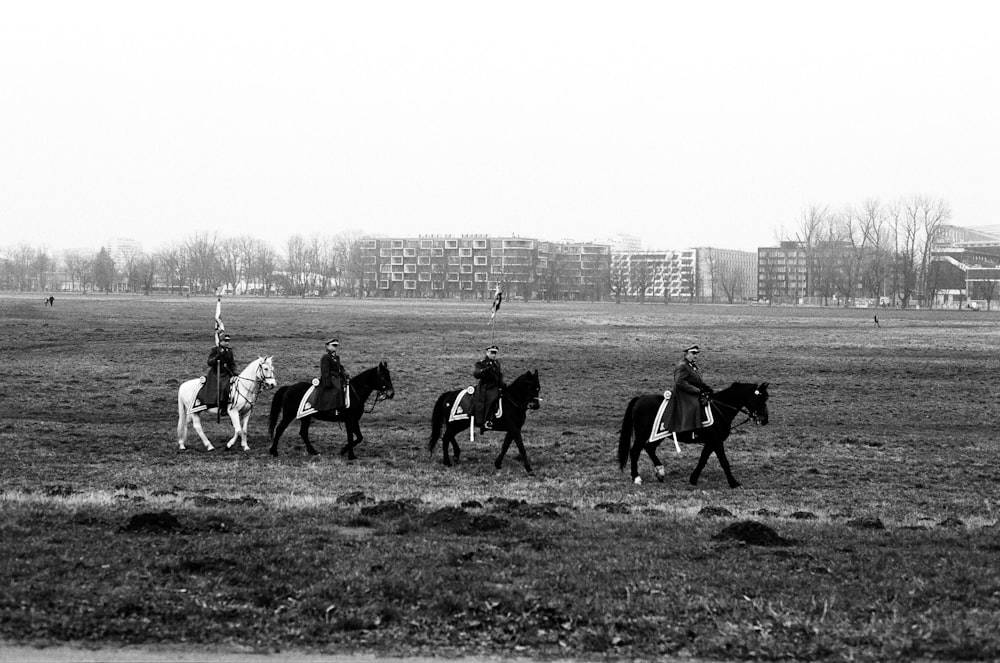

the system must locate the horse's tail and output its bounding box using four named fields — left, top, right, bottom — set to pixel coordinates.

left=618, top=396, right=641, bottom=470
left=269, top=386, right=288, bottom=439
left=428, top=391, right=449, bottom=452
